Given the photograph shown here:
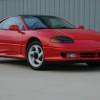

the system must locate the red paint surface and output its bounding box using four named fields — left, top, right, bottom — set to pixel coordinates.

left=0, top=16, right=100, bottom=62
